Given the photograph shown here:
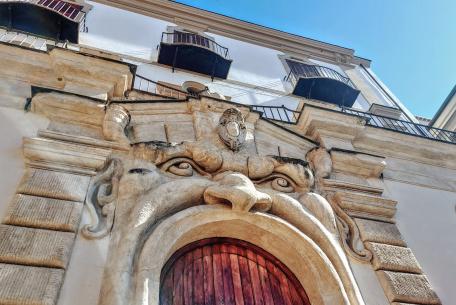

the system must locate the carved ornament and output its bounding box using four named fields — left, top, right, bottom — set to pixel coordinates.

left=218, top=108, right=246, bottom=151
